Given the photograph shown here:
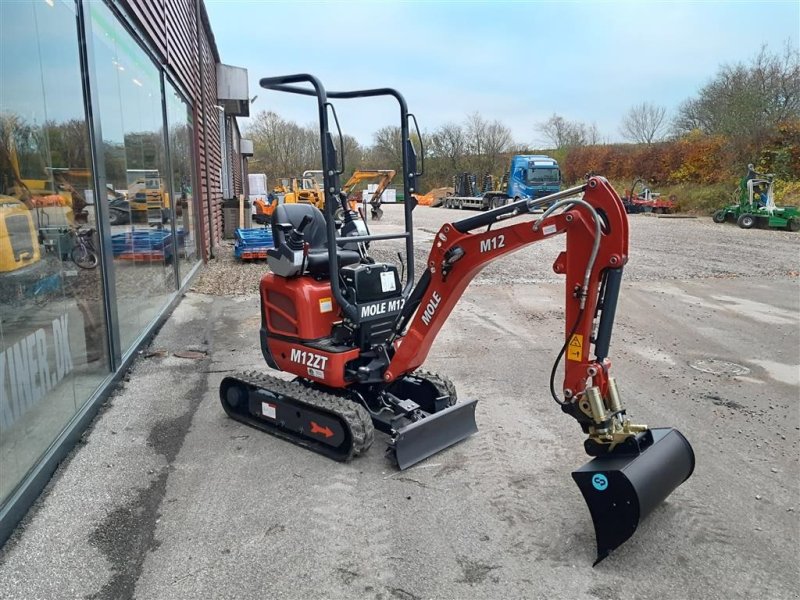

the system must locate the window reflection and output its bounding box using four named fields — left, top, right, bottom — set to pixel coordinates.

left=0, top=0, right=109, bottom=506
left=89, top=1, right=176, bottom=353
left=165, top=80, right=199, bottom=279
